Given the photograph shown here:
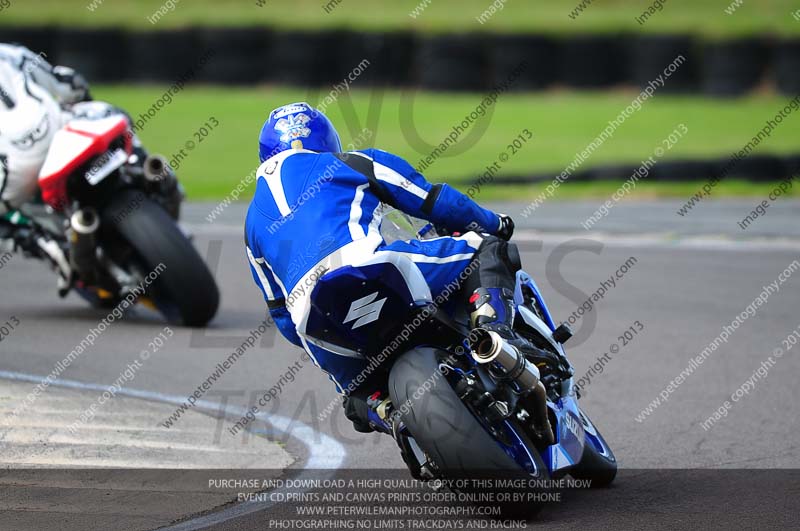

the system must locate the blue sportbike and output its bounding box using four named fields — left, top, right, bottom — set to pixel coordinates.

left=306, top=212, right=617, bottom=503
